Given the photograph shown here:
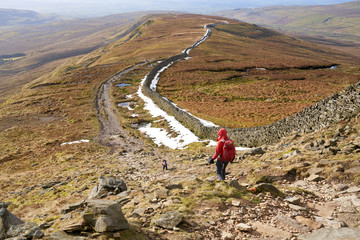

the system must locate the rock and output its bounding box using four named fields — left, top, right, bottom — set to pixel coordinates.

left=252, top=221, right=292, bottom=239
left=337, top=212, right=360, bottom=228
left=165, top=183, right=183, bottom=190
left=83, top=200, right=129, bottom=232
left=307, top=174, right=323, bottom=182
left=221, top=231, right=235, bottom=240
left=6, top=222, right=44, bottom=239
left=228, top=180, right=247, bottom=191
left=154, top=188, right=168, bottom=199
left=0, top=203, right=25, bottom=240
left=297, top=227, right=360, bottom=240
left=61, top=201, right=86, bottom=214
left=50, top=231, right=86, bottom=240
left=314, top=216, right=347, bottom=229
left=231, top=200, right=241, bottom=207
left=132, top=208, right=146, bottom=218
left=151, top=211, right=183, bottom=229
left=307, top=168, right=323, bottom=176
left=315, top=202, right=338, bottom=219
left=274, top=214, right=309, bottom=233
left=284, top=196, right=301, bottom=205
left=235, top=223, right=253, bottom=232
left=324, top=139, right=337, bottom=148
left=295, top=216, right=323, bottom=230
left=288, top=204, right=307, bottom=212
left=328, top=147, right=340, bottom=155
left=333, top=184, right=348, bottom=192
left=252, top=183, right=283, bottom=197
left=345, top=166, right=360, bottom=175
left=250, top=147, right=265, bottom=156
left=88, top=176, right=127, bottom=199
